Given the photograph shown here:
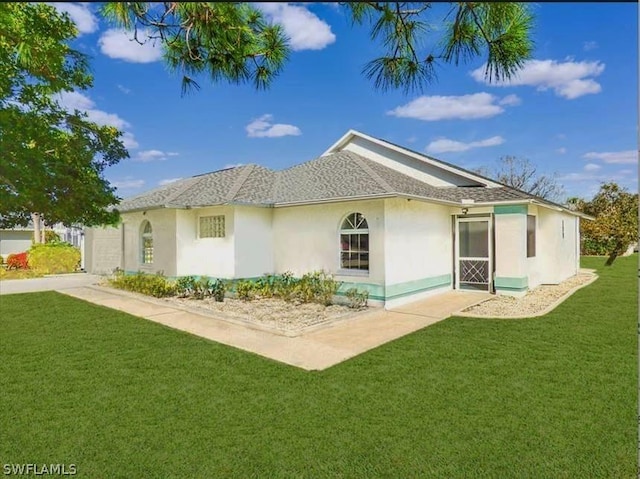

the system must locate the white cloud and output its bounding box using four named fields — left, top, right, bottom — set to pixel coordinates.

left=99, top=29, right=163, bottom=63
left=556, top=147, right=567, bottom=154
left=471, top=59, right=605, bottom=99
left=257, top=3, right=336, bottom=51
left=133, top=150, right=179, bottom=162
left=51, top=3, right=98, bottom=35
left=584, top=163, right=601, bottom=171
left=583, top=41, right=598, bottom=51
left=559, top=168, right=635, bottom=183
left=121, top=132, right=139, bottom=149
left=246, top=114, right=301, bottom=138
left=583, top=150, right=638, bottom=164
left=406, top=135, right=418, bottom=144
left=499, top=94, right=522, bottom=106
left=56, top=91, right=138, bottom=148
left=117, top=84, right=131, bottom=94
left=158, top=178, right=182, bottom=186
left=112, top=177, right=144, bottom=189
left=426, top=136, right=505, bottom=154
left=388, top=93, right=520, bottom=121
